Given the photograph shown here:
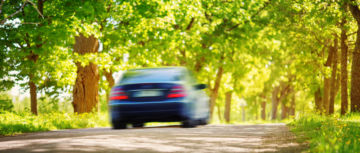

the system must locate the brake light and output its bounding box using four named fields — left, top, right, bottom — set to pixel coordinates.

left=110, top=87, right=128, bottom=100
left=167, top=85, right=186, bottom=98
